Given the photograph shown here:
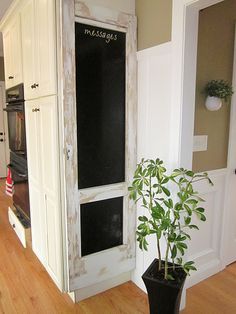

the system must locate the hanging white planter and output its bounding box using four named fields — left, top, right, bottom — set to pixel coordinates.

left=205, top=96, right=222, bottom=111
